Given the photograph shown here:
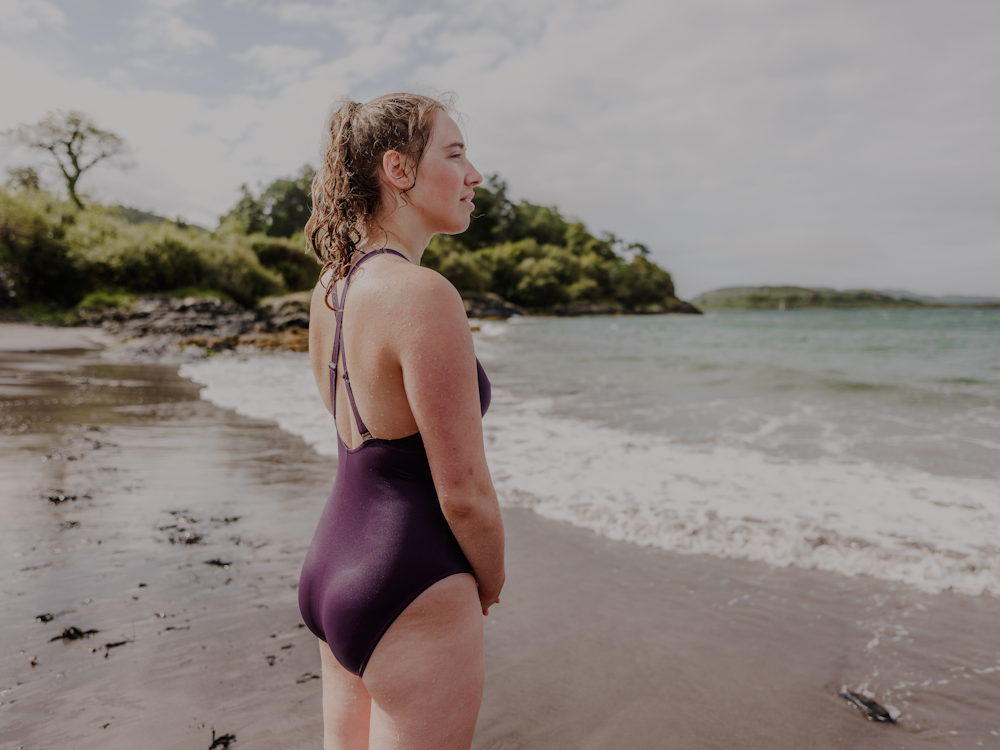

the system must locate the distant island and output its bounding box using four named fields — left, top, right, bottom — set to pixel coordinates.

left=693, top=286, right=1000, bottom=311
